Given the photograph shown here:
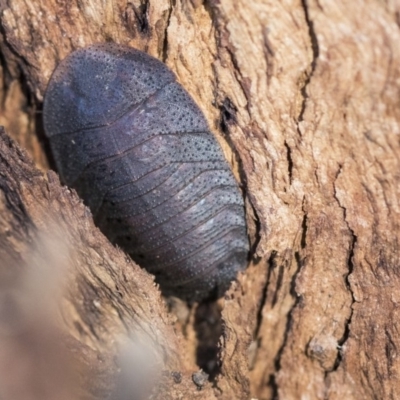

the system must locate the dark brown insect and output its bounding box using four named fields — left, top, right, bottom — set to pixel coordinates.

left=43, top=43, right=248, bottom=301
